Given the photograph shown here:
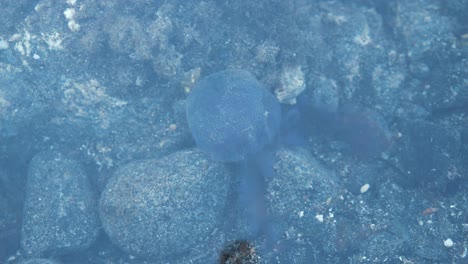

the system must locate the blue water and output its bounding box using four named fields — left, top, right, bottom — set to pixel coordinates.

left=0, top=0, right=467, bottom=263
